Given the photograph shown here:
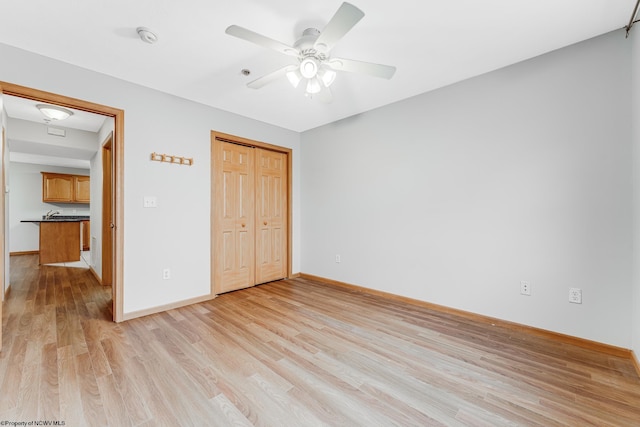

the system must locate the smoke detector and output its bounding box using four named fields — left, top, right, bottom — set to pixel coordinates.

left=137, top=27, right=158, bottom=44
